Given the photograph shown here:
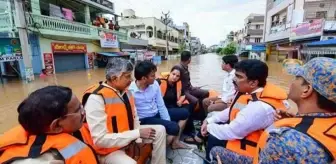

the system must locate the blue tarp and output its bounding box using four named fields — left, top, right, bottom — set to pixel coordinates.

left=306, top=39, right=336, bottom=47
left=98, top=52, right=129, bottom=57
